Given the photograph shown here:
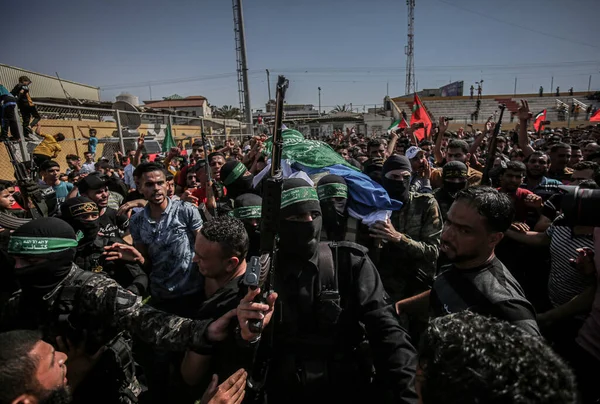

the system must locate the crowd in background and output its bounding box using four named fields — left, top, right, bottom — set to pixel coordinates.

left=0, top=93, right=599, bottom=404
